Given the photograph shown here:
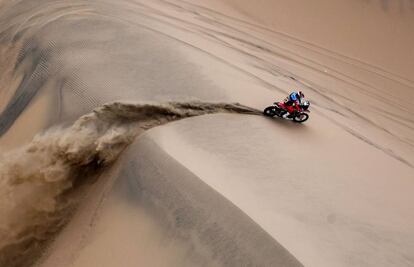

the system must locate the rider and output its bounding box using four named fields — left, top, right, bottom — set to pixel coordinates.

left=282, top=91, right=304, bottom=118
